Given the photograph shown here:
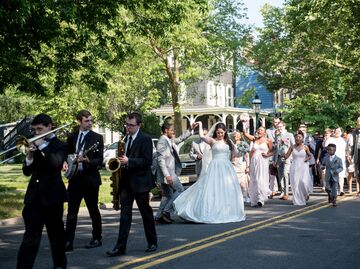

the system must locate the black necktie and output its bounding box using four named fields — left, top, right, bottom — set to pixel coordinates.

left=172, top=145, right=181, bottom=164
left=76, top=133, right=84, bottom=153
left=126, top=136, right=133, bottom=156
